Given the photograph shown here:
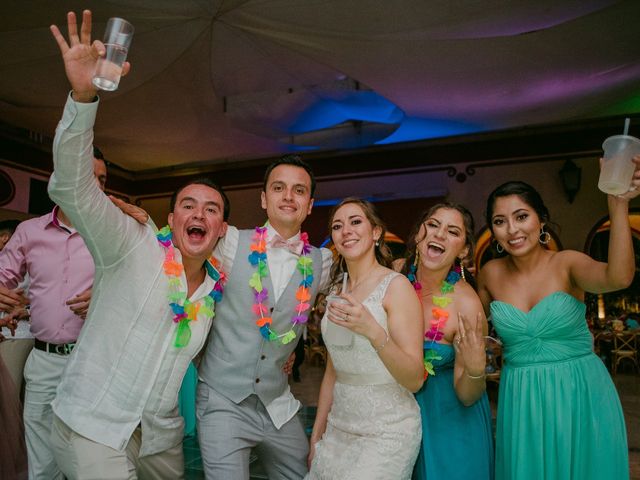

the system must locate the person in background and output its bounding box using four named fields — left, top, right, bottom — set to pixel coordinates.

left=0, top=311, right=28, bottom=479
left=395, top=203, right=493, bottom=480
left=0, top=220, right=21, bottom=251
left=0, top=219, right=29, bottom=479
left=307, top=198, right=423, bottom=479
left=478, top=173, right=639, bottom=479
left=0, top=149, right=106, bottom=479
left=0, top=218, right=33, bottom=399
